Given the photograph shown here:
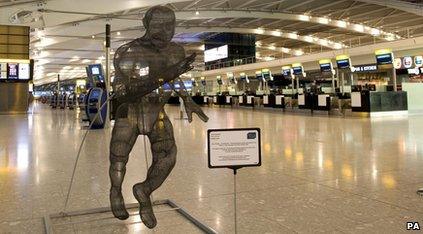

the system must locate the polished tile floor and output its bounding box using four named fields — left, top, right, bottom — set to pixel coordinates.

left=1, top=102, right=423, bottom=233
